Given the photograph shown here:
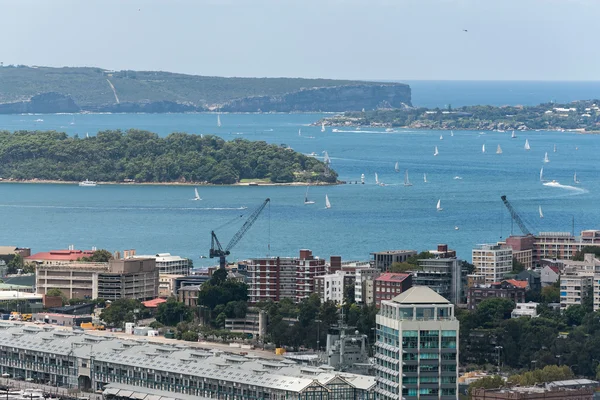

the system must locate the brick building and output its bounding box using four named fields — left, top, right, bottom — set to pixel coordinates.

left=467, top=280, right=527, bottom=310
left=373, top=272, right=412, bottom=307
